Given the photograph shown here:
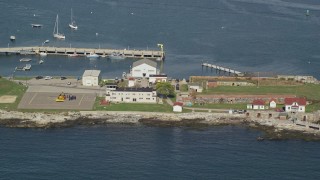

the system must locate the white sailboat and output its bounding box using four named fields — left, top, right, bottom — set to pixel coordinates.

left=69, top=8, right=78, bottom=30
left=53, top=14, right=65, bottom=39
